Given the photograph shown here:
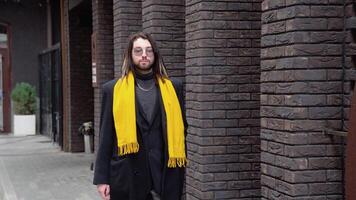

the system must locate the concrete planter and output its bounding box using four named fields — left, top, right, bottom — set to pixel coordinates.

left=13, top=115, right=36, bottom=136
